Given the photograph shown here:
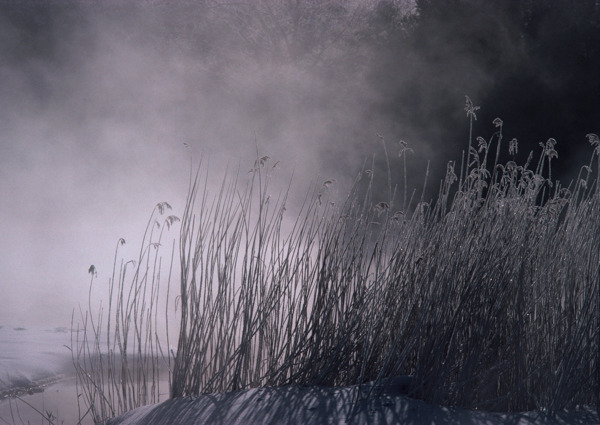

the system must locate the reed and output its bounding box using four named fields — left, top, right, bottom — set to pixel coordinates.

left=171, top=105, right=600, bottom=413
left=71, top=203, right=179, bottom=424
left=76, top=100, right=600, bottom=421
